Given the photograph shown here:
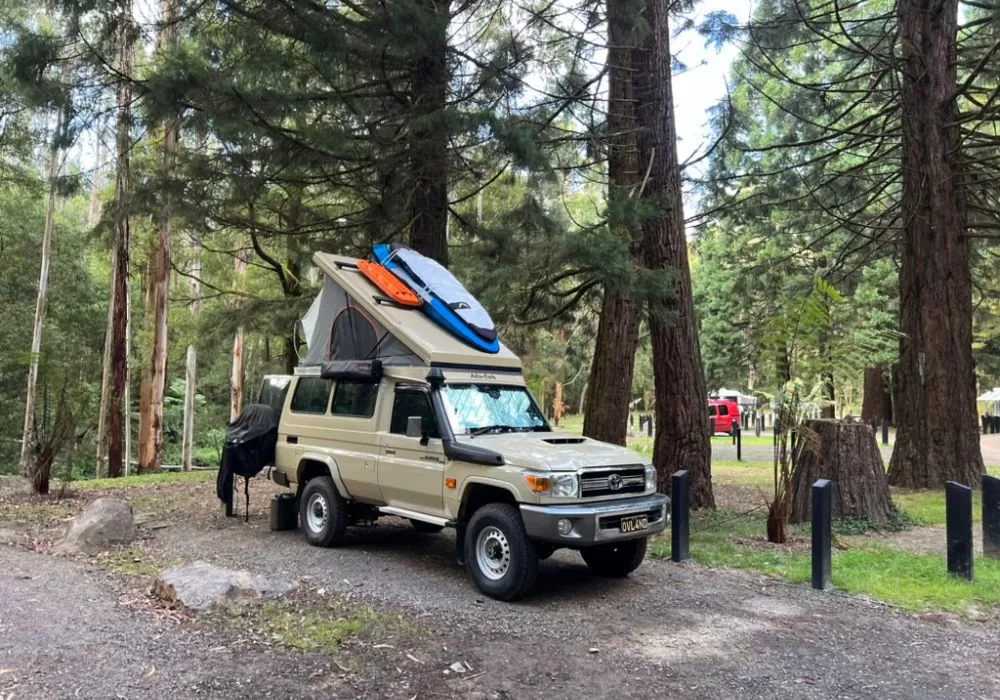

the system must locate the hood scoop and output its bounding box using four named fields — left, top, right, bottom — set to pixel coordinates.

left=542, top=437, right=586, bottom=445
